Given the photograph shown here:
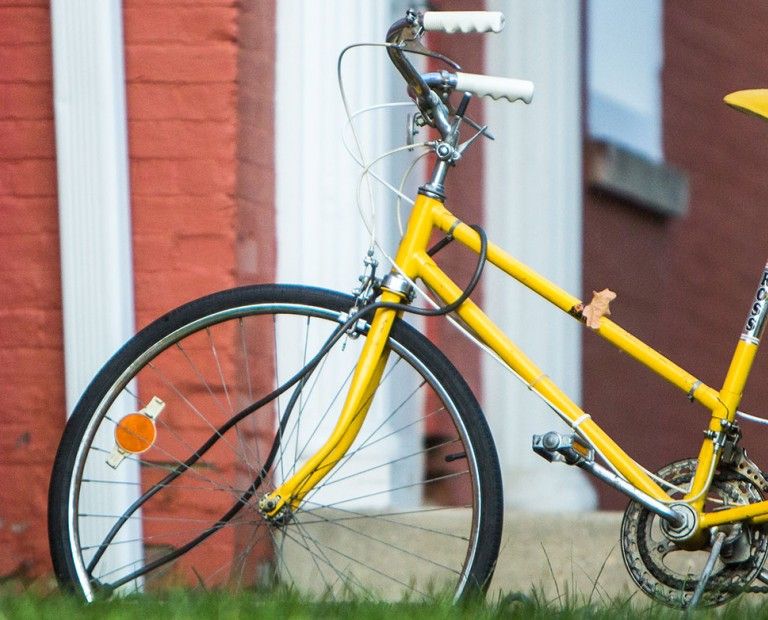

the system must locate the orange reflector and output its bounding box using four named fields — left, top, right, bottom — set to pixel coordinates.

left=115, top=413, right=157, bottom=454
